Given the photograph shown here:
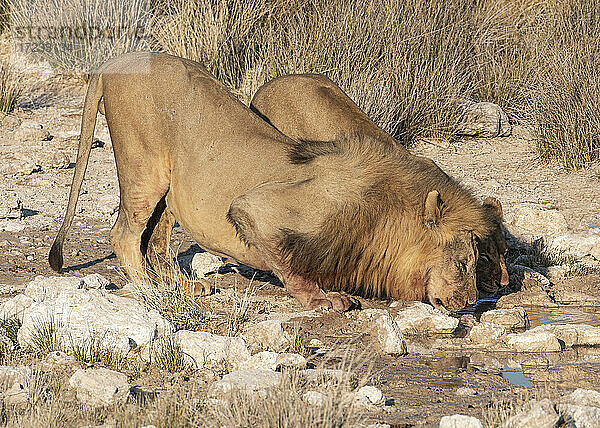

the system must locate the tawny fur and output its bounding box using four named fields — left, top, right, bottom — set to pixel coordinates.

left=278, top=135, right=493, bottom=300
